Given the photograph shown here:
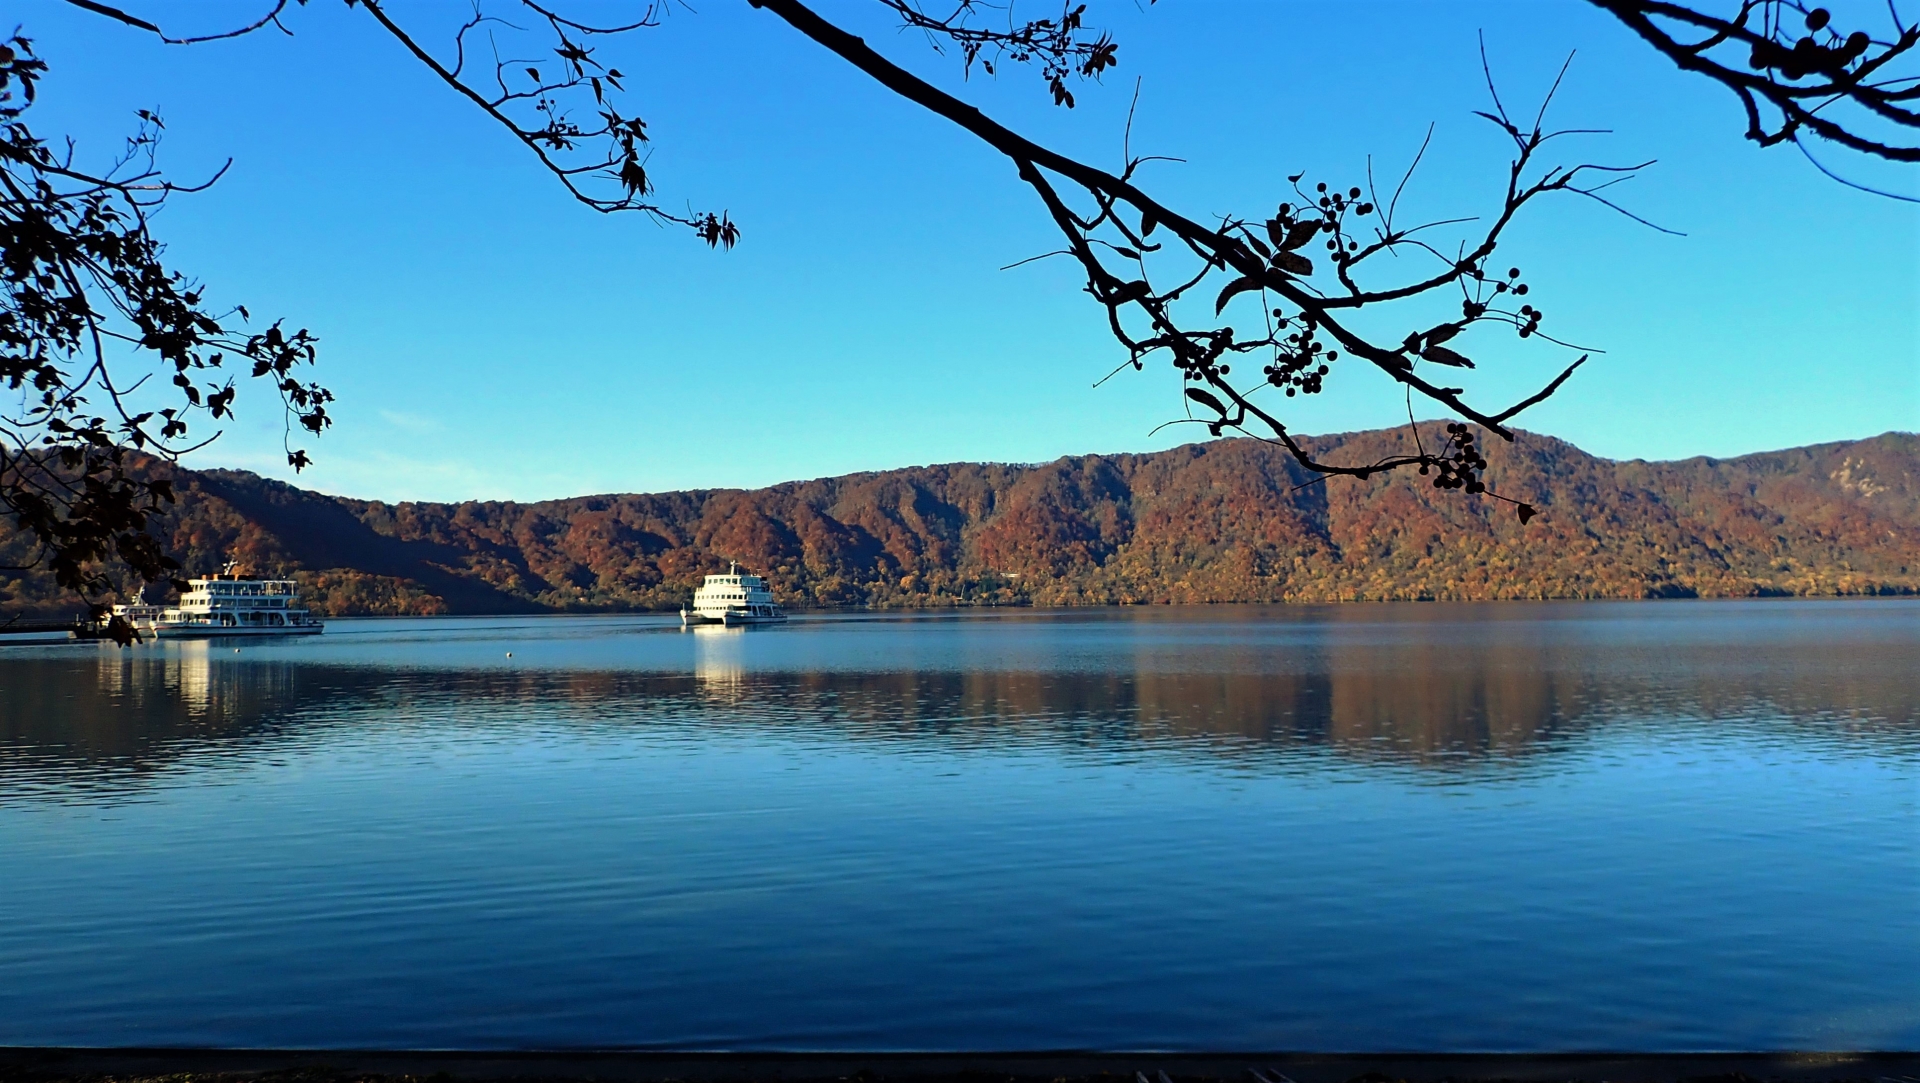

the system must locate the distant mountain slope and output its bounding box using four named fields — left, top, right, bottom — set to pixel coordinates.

left=2, top=426, right=1913, bottom=617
